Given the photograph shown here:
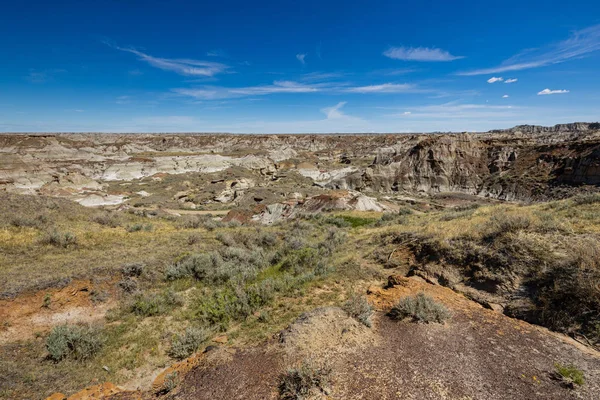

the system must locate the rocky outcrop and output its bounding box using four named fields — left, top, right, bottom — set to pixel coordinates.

left=2, top=123, right=600, bottom=204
